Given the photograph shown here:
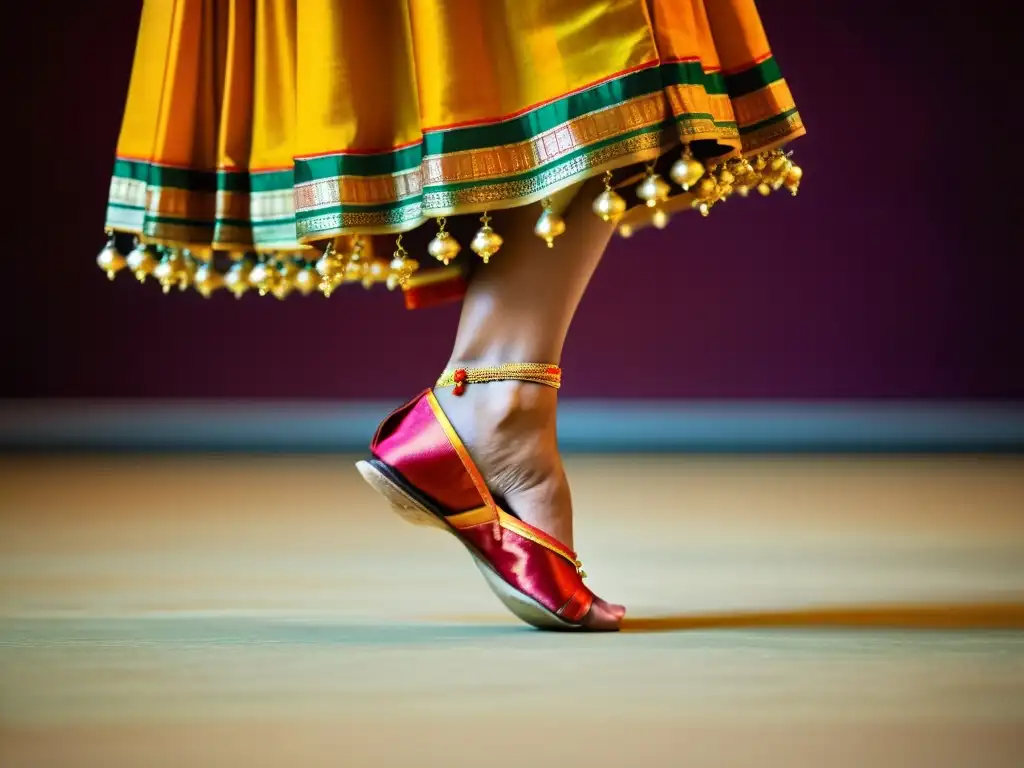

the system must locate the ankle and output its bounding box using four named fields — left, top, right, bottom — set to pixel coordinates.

left=435, top=378, right=558, bottom=433
left=445, top=348, right=561, bottom=369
